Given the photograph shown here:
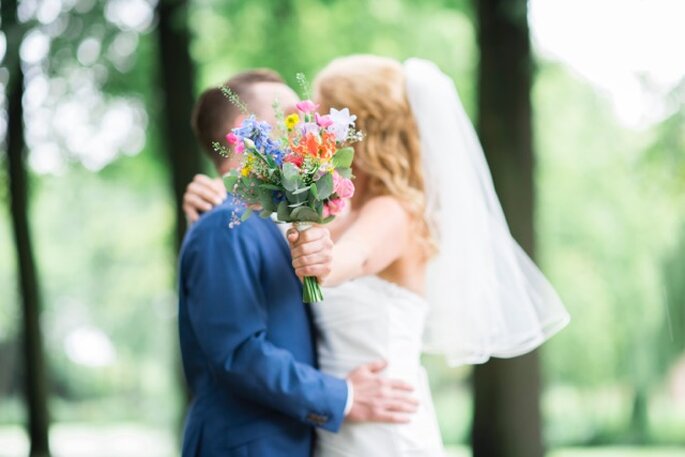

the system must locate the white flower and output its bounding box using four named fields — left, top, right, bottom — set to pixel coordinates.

left=328, top=108, right=357, bottom=141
